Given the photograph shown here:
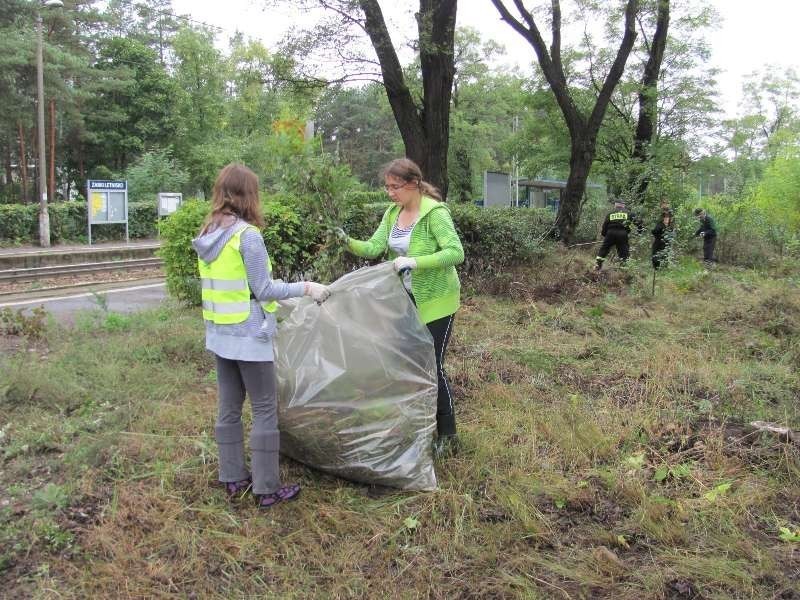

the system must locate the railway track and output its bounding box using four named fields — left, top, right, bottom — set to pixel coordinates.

left=0, top=257, right=163, bottom=283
